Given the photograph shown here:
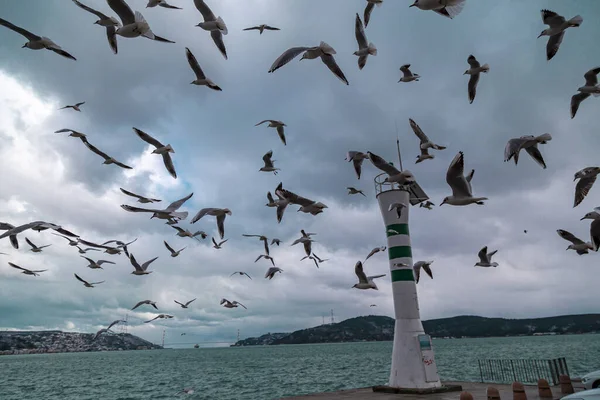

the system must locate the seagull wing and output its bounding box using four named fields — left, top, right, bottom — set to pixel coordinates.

left=162, top=153, right=177, bottom=179
left=355, top=261, right=368, bottom=284
left=409, top=118, right=429, bottom=144
left=132, top=127, right=164, bottom=149
left=210, top=30, right=227, bottom=60
left=164, top=241, right=175, bottom=253
left=106, top=0, right=135, bottom=25
left=263, top=26, right=279, bottom=31
left=75, top=102, right=85, bottom=107
left=25, top=237, right=37, bottom=249
left=72, top=0, right=111, bottom=19
left=216, top=213, right=226, bottom=239
left=524, top=145, right=547, bottom=169
left=570, top=92, right=590, bottom=119
left=121, top=205, right=163, bottom=214
left=319, top=53, right=349, bottom=85
left=352, top=158, right=364, bottom=179
left=468, top=73, right=479, bottom=104
left=541, top=9, right=565, bottom=27
left=8, top=262, right=28, bottom=272
left=467, top=55, right=480, bottom=69
left=276, top=126, right=286, bottom=145
left=446, top=151, right=472, bottom=197
left=423, top=263, right=433, bottom=279
left=129, top=254, right=143, bottom=271
left=354, top=13, right=368, bottom=50
left=80, top=255, right=94, bottom=264
left=82, top=139, right=111, bottom=161
left=268, top=46, right=311, bottom=73
left=477, top=246, right=489, bottom=263
left=557, top=229, right=585, bottom=245
left=365, top=248, right=378, bottom=261
left=112, top=159, right=132, bottom=169
left=262, top=150, right=274, bottom=166
left=165, top=192, right=193, bottom=212
left=367, top=152, right=401, bottom=176
left=185, top=47, right=206, bottom=80
left=174, top=300, right=184, bottom=307
left=584, top=67, right=600, bottom=86
left=546, top=31, right=565, bottom=61
left=191, top=208, right=214, bottom=224
left=504, top=137, right=529, bottom=164
left=74, top=273, right=89, bottom=285
left=107, top=320, right=123, bottom=330
left=185, top=298, right=197, bottom=306
left=106, top=25, right=118, bottom=54
left=364, top=2, right=375, bottom=27
left=141, top=257, right=159, bottom=271
left=131, top=300, right=147, bottom=310
left=243, top=26, right=259, bottom=31
left=193, top=0, right=216, bottom=21
left=0, top=17, right=41, bottom=41
left=120, top=188, right=144, bottom=200
left=574, top=175, right=597, bottom=207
